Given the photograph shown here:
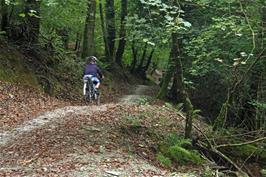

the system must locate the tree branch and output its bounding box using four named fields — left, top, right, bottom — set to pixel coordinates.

left=216, top=137, right=266, bottom=148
